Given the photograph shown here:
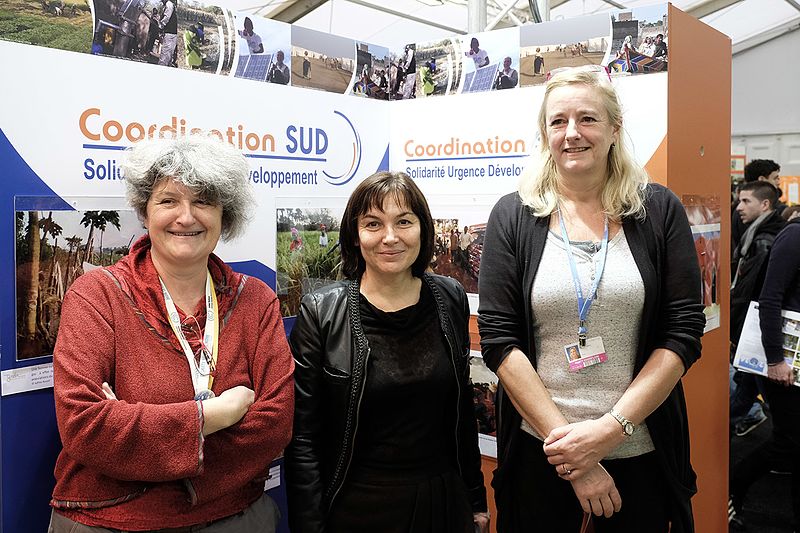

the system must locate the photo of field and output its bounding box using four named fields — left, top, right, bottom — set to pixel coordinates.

left=276, top=207, right=343, bottom=317
left=520, top=39, right=606, bottom=87
left=0, top=0, right=92, bottom=53
left=291, top=25, right=355, bottom=94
